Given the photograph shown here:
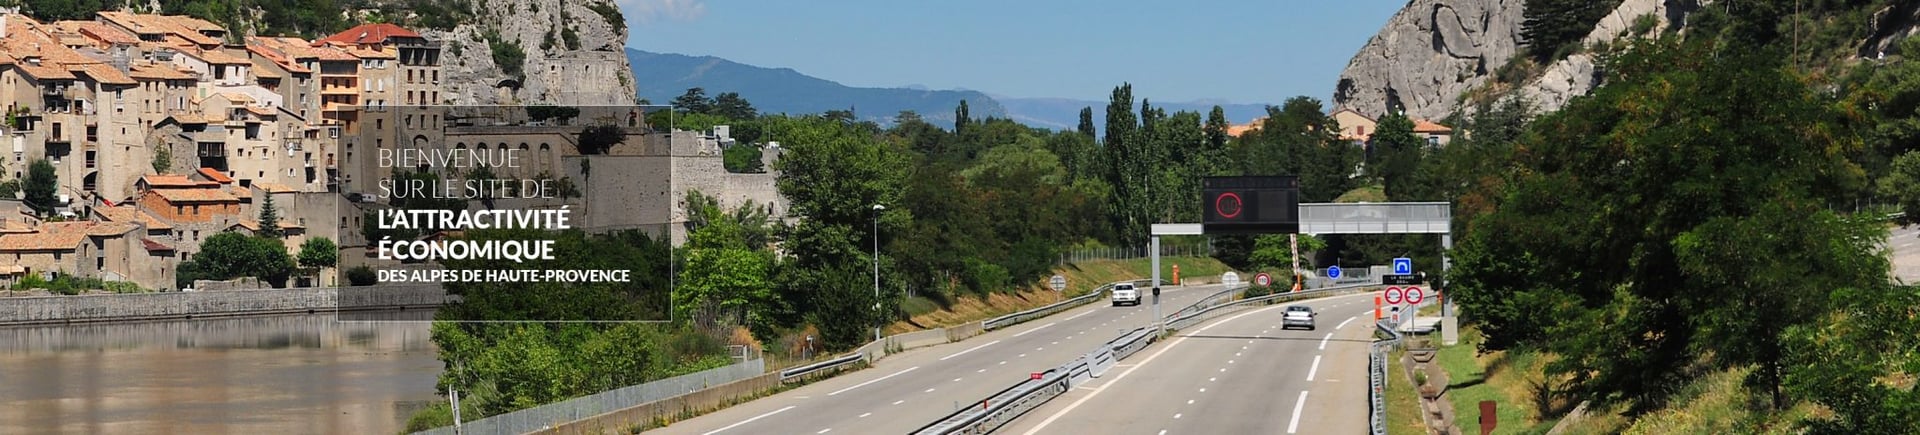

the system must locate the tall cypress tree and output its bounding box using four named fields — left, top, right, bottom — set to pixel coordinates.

left=954, top=100, right=972, bottom=134
left=1077, top=107, right=1097, bottom=138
